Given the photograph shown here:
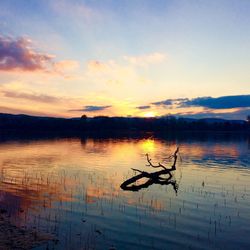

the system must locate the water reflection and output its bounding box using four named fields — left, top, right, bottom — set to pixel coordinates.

left=0, top=133, right=249, bottom=249
left=140, top=138, right=156, bottom=153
